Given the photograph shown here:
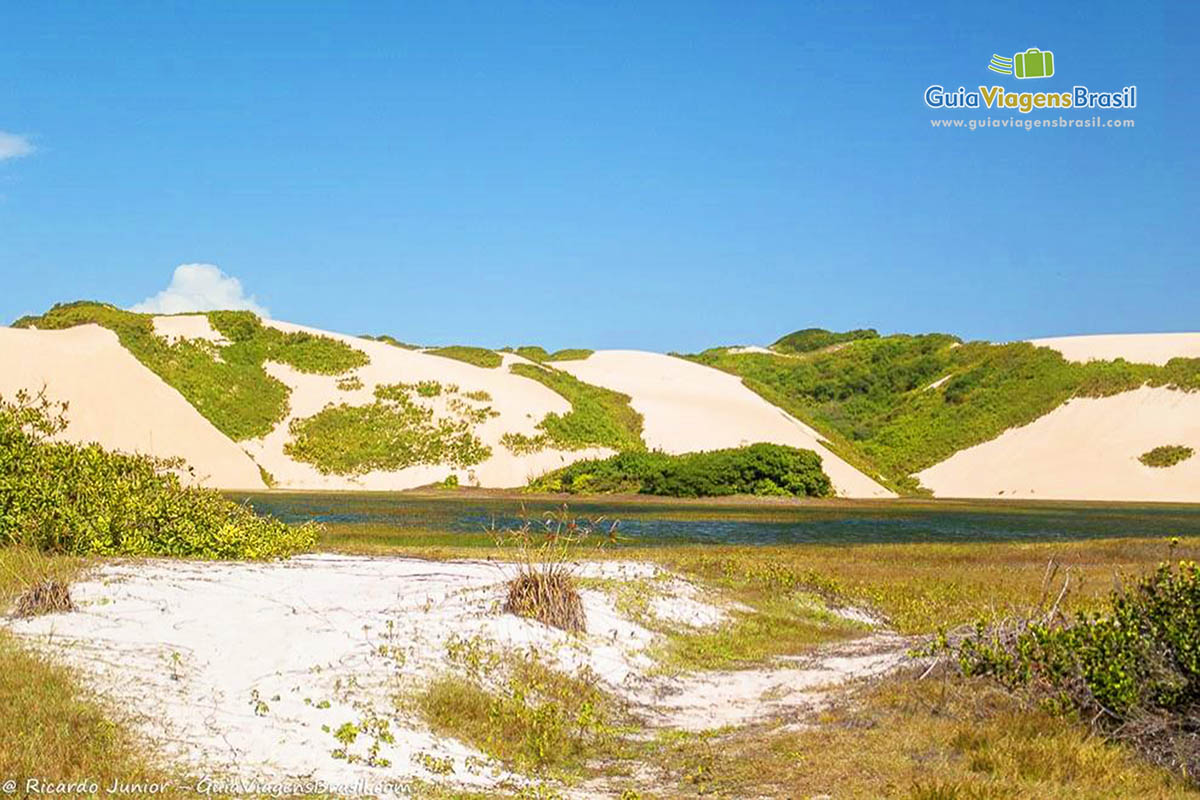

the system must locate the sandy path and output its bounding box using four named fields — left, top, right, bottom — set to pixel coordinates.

left=6, top=555, right=907, bottom=794
left=1029, top=333, right=1200, bottom=366
left=553, top=350, right=894, bottom=498
left=918, top=386, right=1200, bottom=501
left=0, top=325, right=265, bottom=490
